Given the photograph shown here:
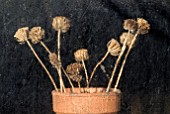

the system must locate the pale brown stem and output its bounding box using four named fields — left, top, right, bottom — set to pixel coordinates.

left=40, top=41, right=51, bottom=54
left=61, top=67, right=75, bottom=93
left=88, top=51, right=110, bottom=87
left=40, top=40, right=66, bottom=92
left=26, top=40, right=58, bottom=91
left=82, top=60, right=89, bottom=87
left=106, top=42, right=127, bottom=92
left=113, top=31, right=139, bottom=91
left=106, top=31, right=131, bottom=92
left=57, top=29, right=66, bottom=92
left=78, top=82, right=81, bottom=92
left=40, top=41, right=74, bottom=92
